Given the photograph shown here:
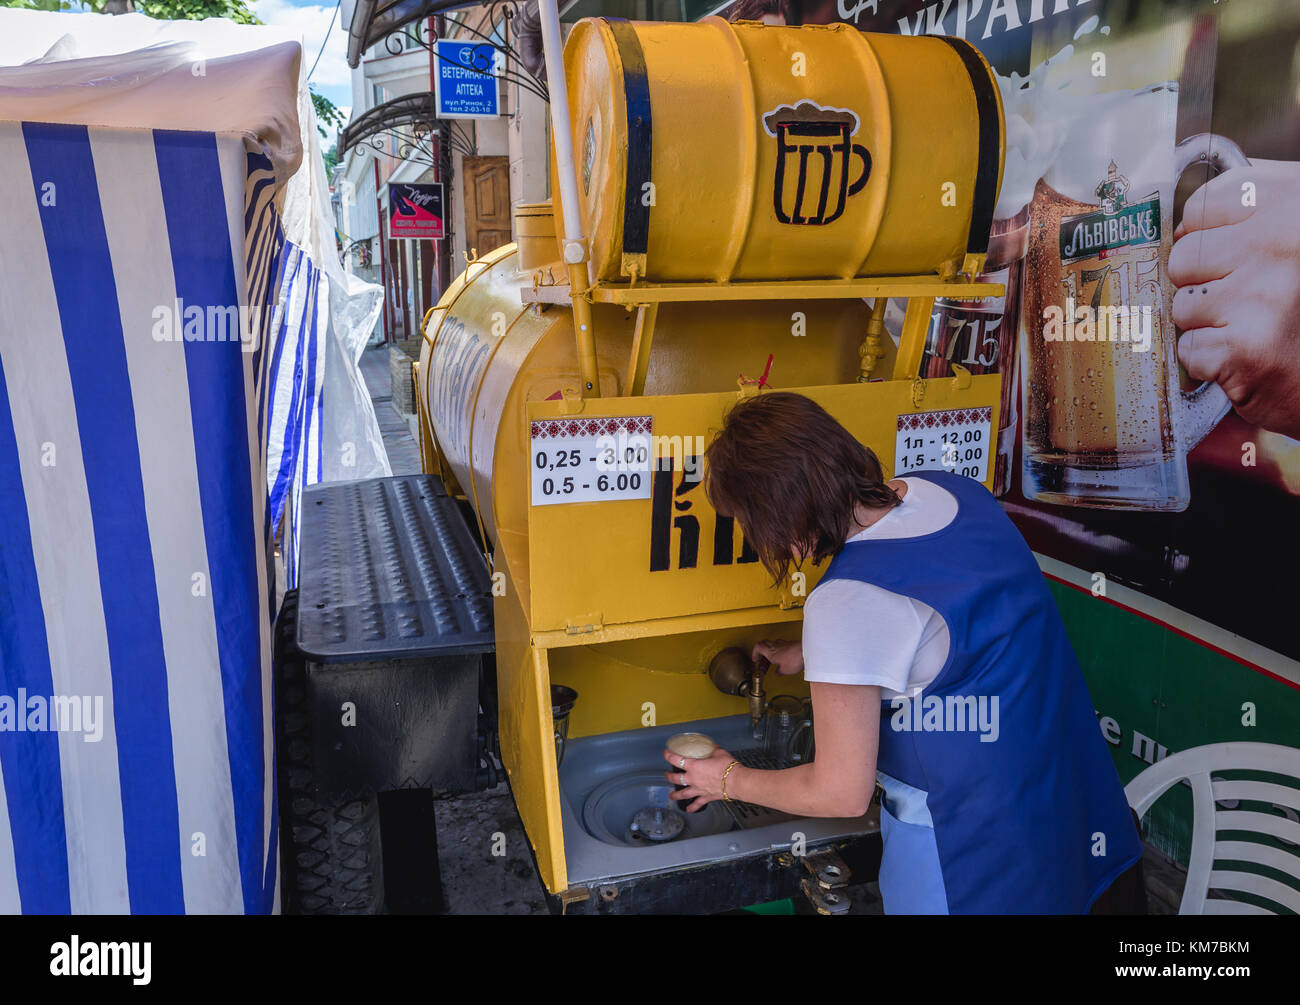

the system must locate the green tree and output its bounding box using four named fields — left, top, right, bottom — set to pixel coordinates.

left=311, top=89, right=346, bottom=143
left=2, top=0, right=259, bottom=21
